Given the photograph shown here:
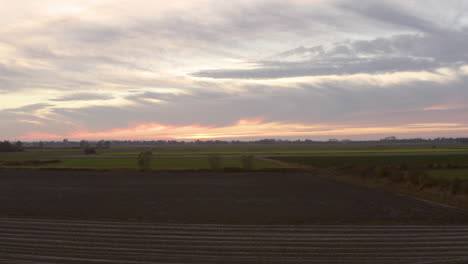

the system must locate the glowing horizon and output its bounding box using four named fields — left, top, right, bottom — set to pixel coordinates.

left=14, top=120, right=468, bottom=141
